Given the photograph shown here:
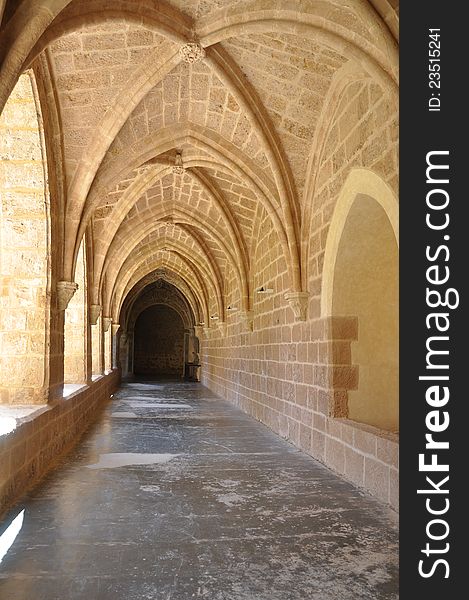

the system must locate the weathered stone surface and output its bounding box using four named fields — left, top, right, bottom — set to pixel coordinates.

left=0, top=378, right=398, bottom=599
left=179, top=42, right=206, bottom=64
